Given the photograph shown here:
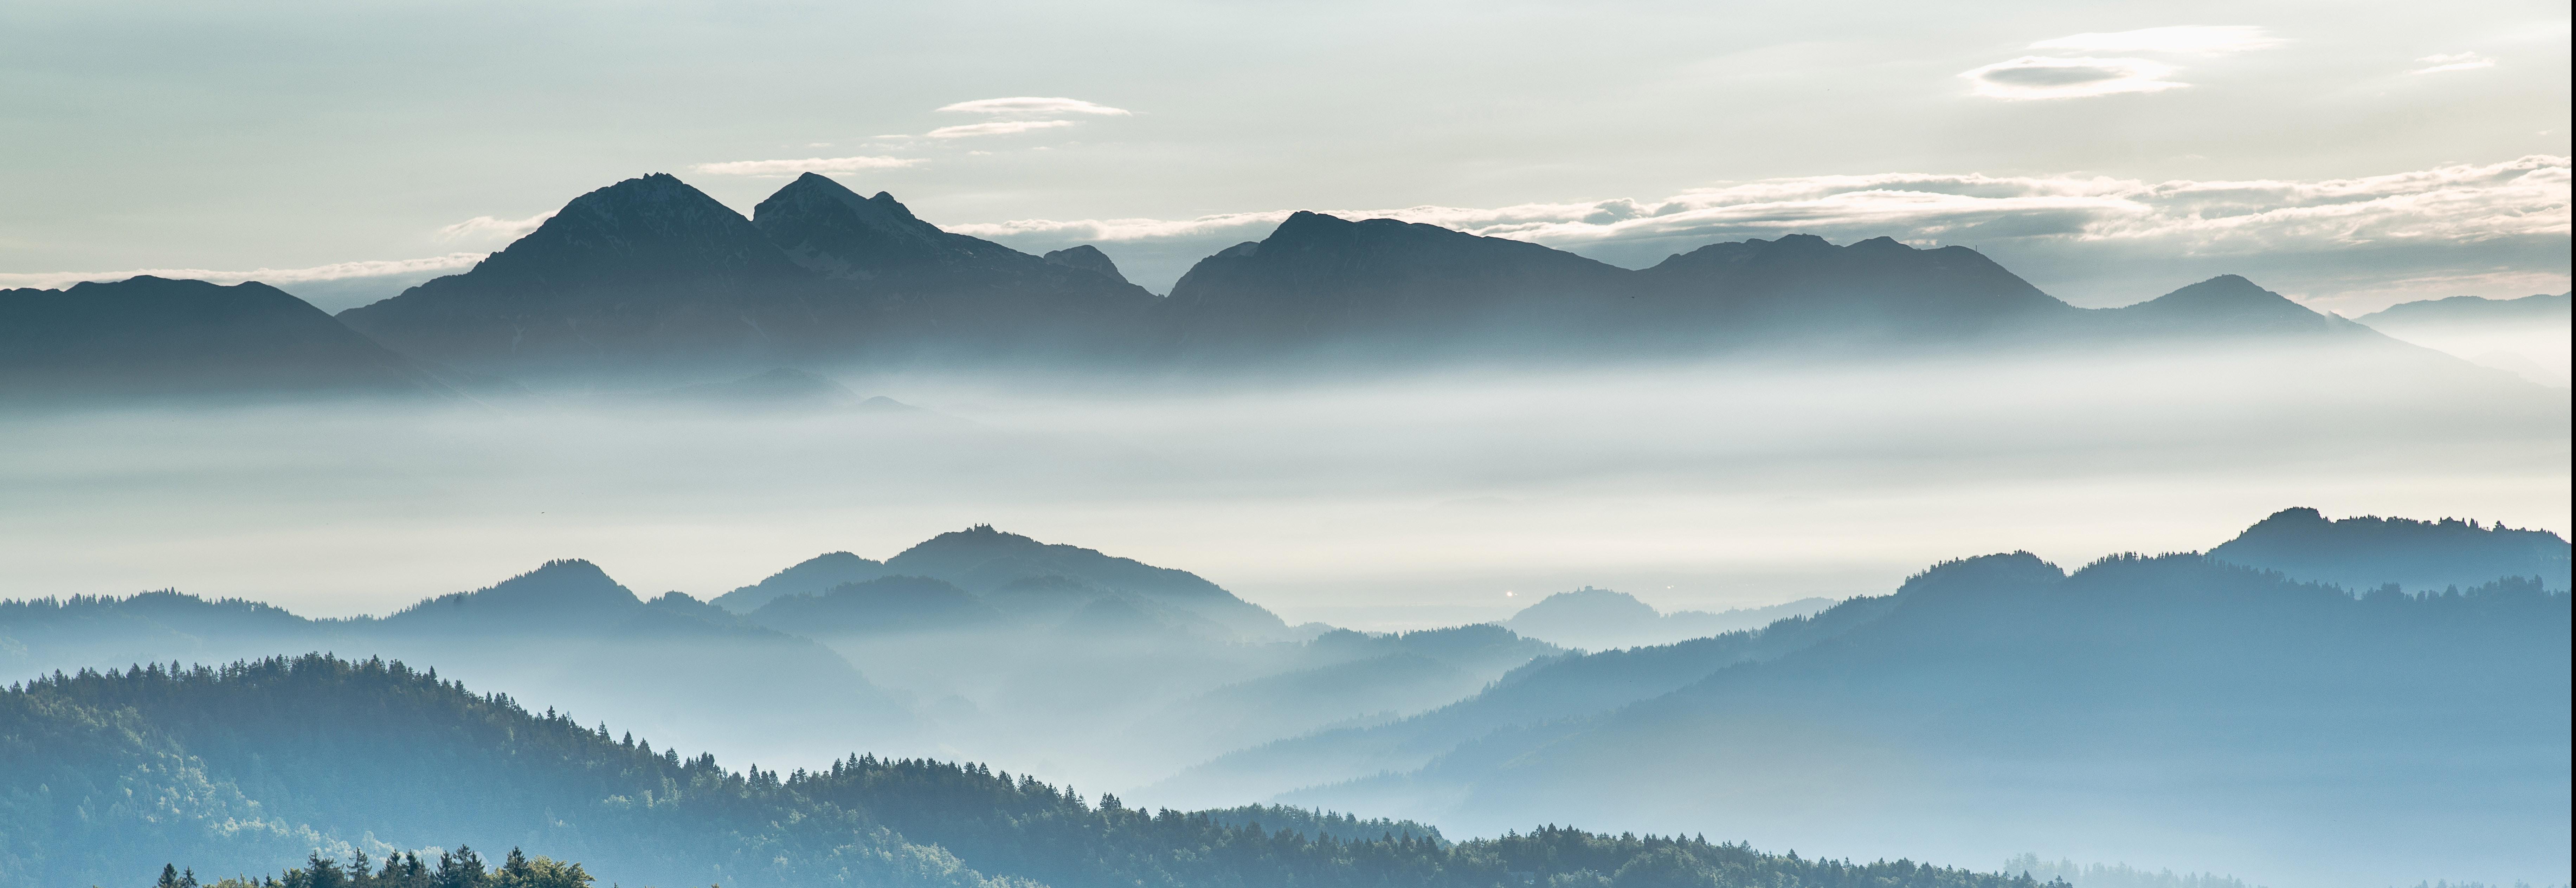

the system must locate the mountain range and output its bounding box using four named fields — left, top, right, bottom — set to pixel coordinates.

left=2, top=172, right=2492, bottom=399
left=1500, top=588, right=1837, bottom=651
